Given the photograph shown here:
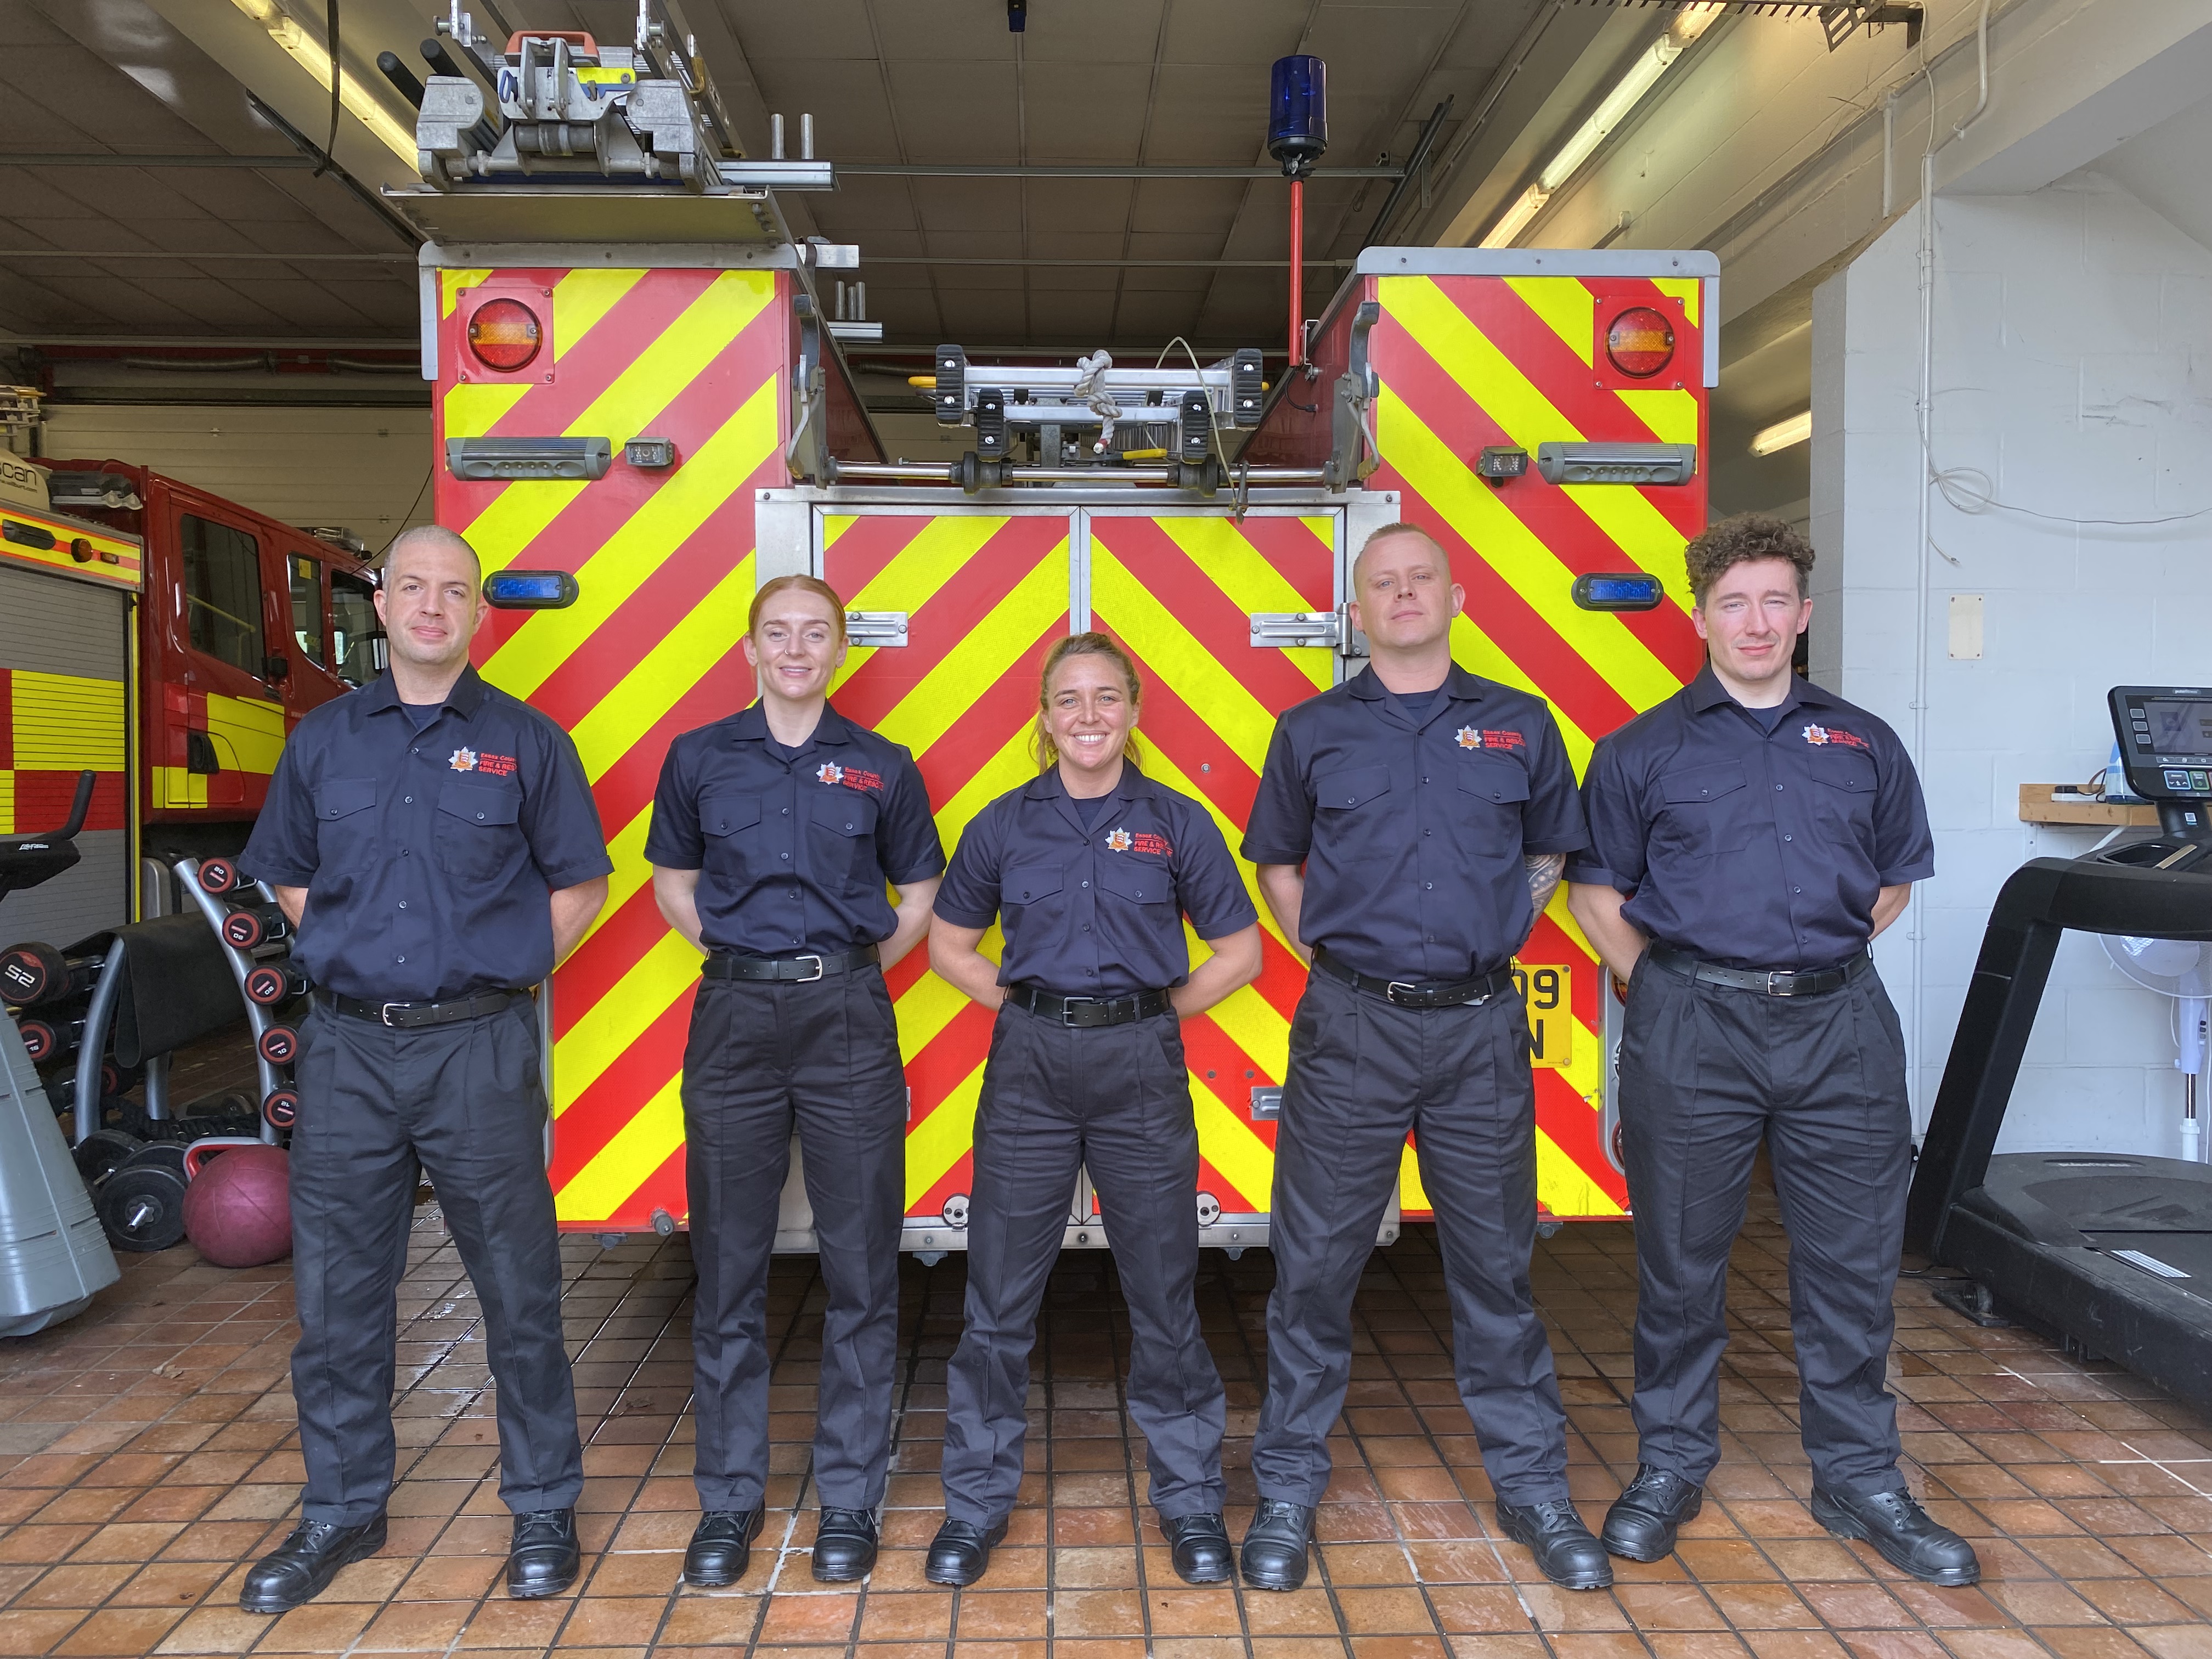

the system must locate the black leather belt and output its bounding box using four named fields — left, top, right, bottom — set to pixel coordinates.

left=1648, top=943, right=1871, bottom=997
left=1313, top=947, right=1515, bottom=1008
left=1006, top=983, right=1172, bottom=1028
left=320, top=988, right=531, bottom=1029
left=702, top=944, right=880, bottom=982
